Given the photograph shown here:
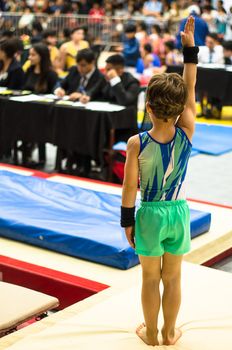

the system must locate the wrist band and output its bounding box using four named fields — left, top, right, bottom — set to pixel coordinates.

left=183, top=46, right=199, bottom=64
left=120, top=206, right=135, bottom=227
